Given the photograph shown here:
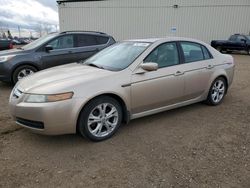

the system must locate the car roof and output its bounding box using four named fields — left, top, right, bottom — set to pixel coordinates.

left=125, top=37, right=202, bottom=43
left=59, top=31, right=109, bottom=36
left=126, top=37, right=205, bottom=43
